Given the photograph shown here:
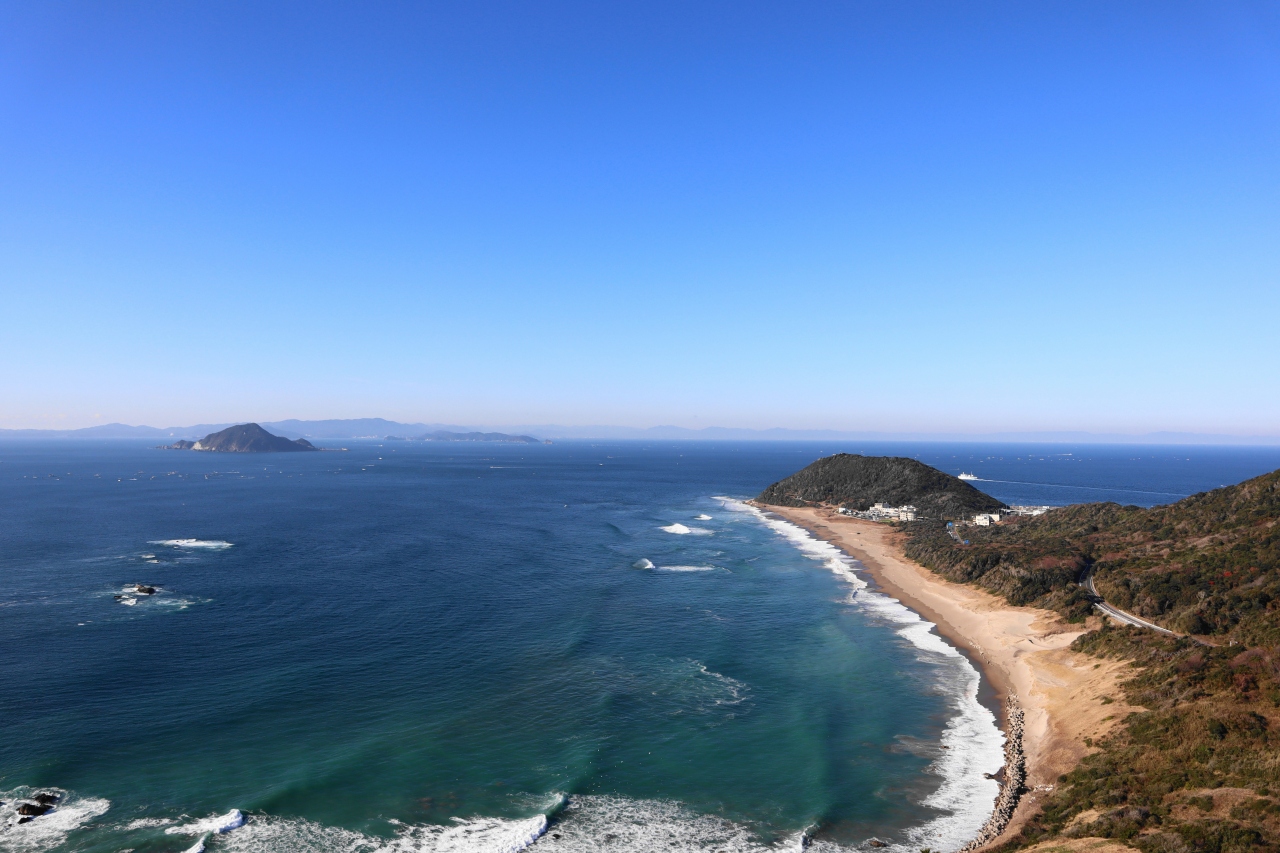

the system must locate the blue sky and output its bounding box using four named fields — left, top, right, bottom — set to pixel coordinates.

left=2, top=1, right=1278, bottom=434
